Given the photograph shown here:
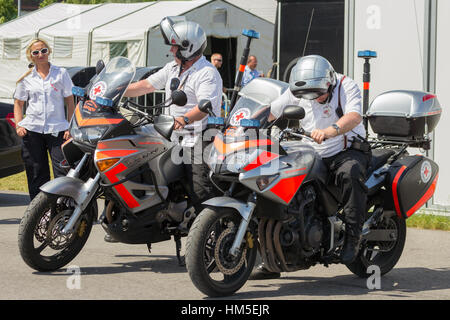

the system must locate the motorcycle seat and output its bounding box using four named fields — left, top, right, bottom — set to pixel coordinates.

left=368, top=148, right=396, bottom=174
